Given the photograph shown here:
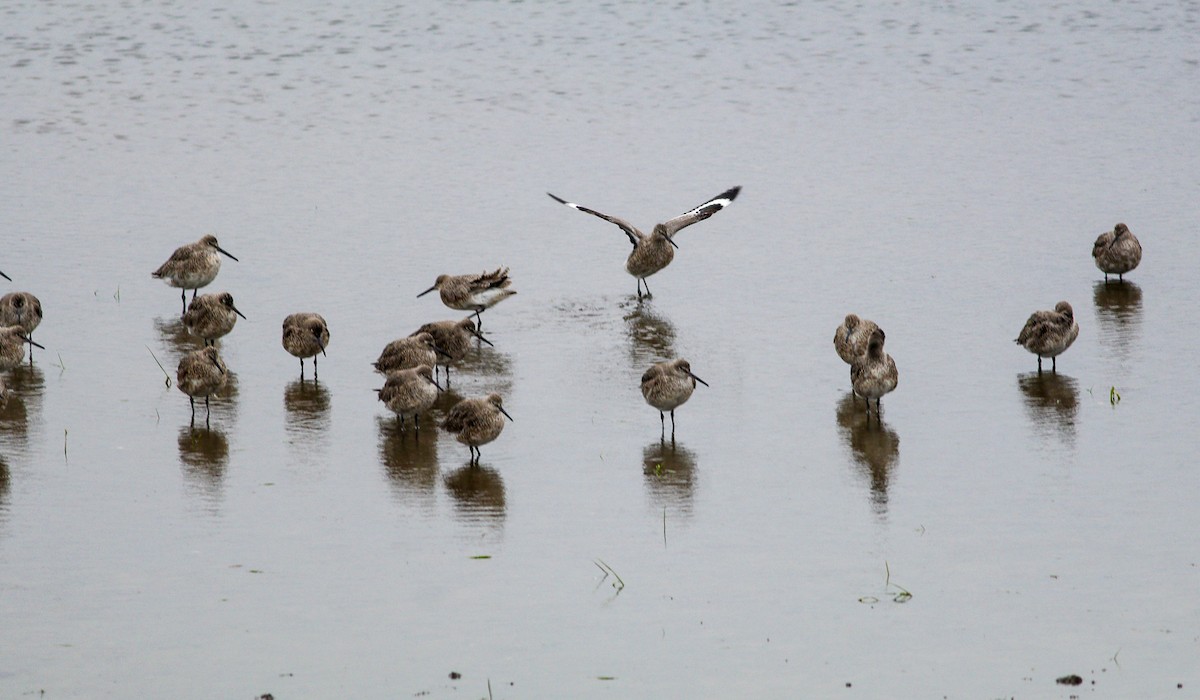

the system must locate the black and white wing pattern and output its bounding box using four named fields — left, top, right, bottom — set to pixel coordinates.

left=547, top=192, right=644, bottom=246
left=660, top=186, right=741, bottom=237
